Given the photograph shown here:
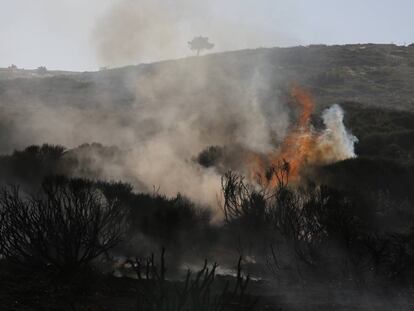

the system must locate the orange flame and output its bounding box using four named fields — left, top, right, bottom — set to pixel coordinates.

left=249, top=85, right=317, bottom=187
